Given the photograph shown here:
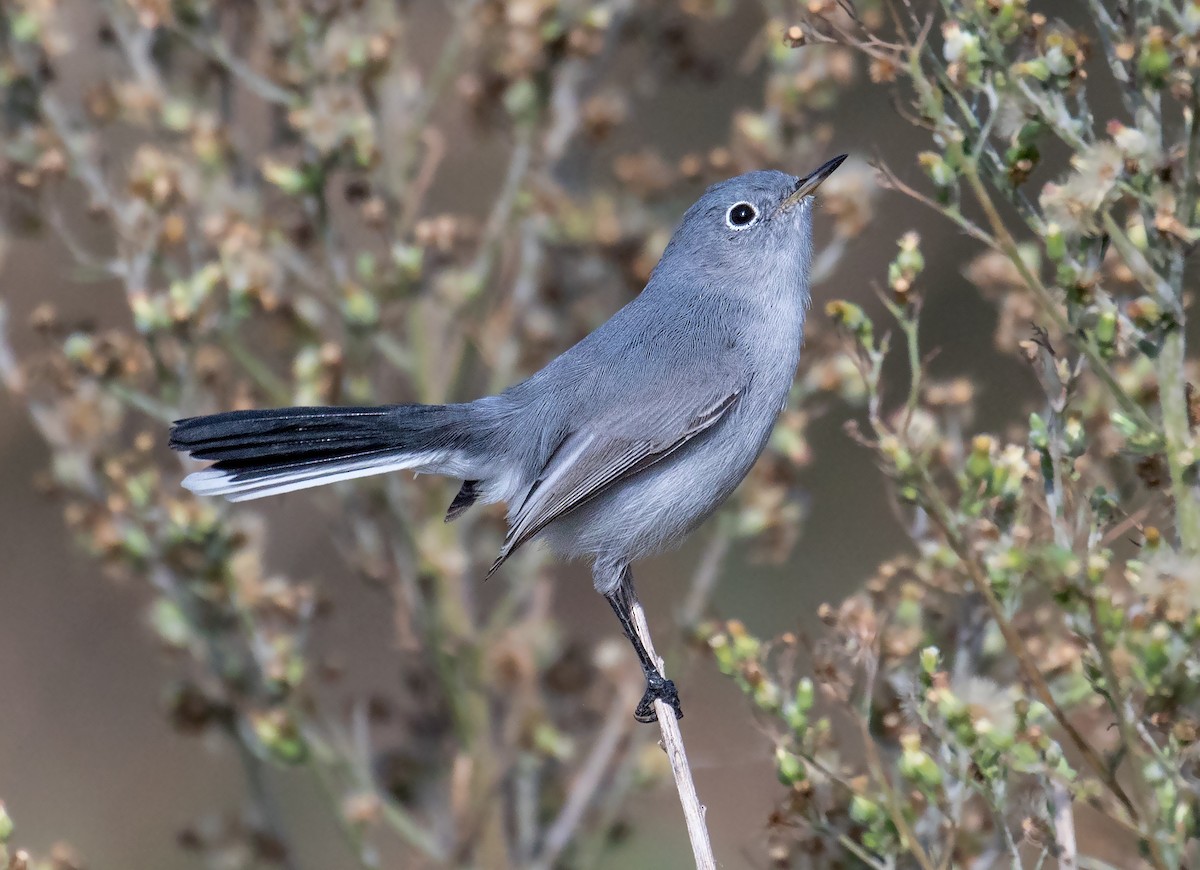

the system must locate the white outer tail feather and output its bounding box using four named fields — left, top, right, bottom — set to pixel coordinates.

left=182, top=450, right=452, bottom=502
